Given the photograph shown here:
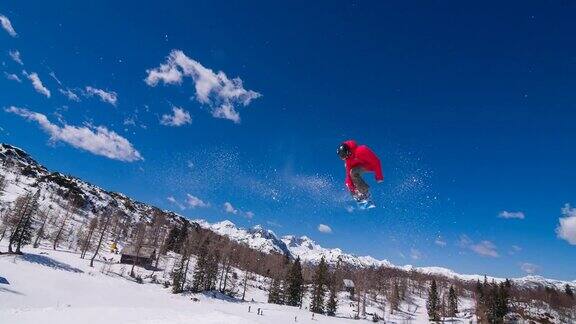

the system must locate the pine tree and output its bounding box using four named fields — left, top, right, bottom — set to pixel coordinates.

left=310, top=256, right=328, bottom=314
left=566, top=284, right=574, bottom=298
left=474, top=279, right=486, bottom=321
left=174, top=223, right=189, bottom=254
left=427, top=279, right=440, bottom=321
left=326, top=284, right=338, bottom=316
left=268, top=277, right=283, bottom=304
left=486, top=281, right=498, bottom=323
left=172, top=253, right=187, bottom=293
left=192, top=239, right=209, bottom=292
left=448, top=285, right=458, bottom=317
left=7, top=192, right=39, bottom=254
left=7, top=193, right=34, bottom=253
left=204, top=249, right=220, bottom=291
left=14, top=191, right=39, bottom=253
left=496, top=281, right=509, bottom=320
left=285, top=257, right=304, bottom=306
left=163, top=226, right=180, bottom=253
